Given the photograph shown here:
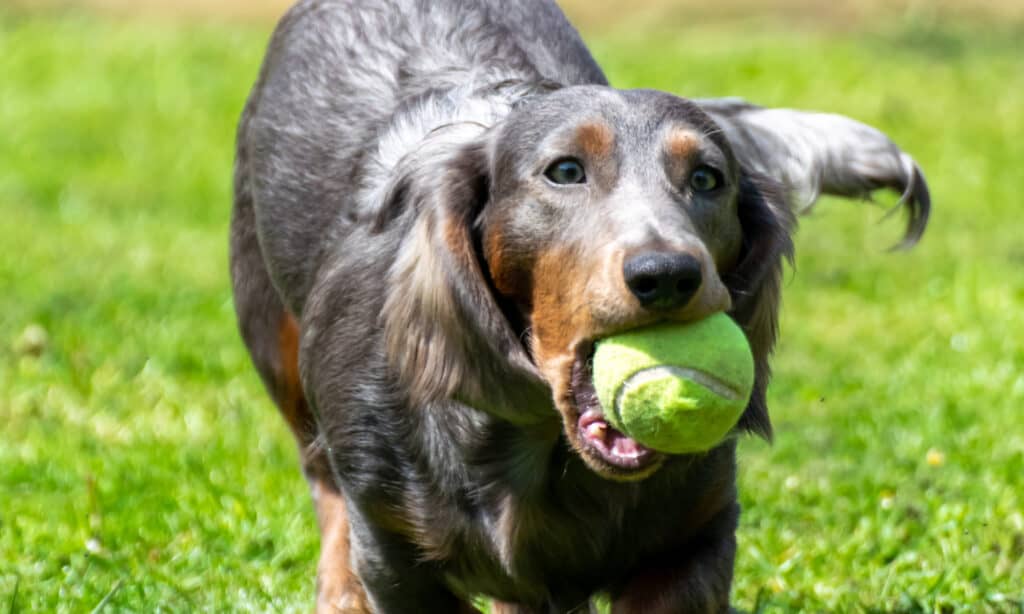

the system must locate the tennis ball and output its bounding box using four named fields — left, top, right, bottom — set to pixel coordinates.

left=592, top=313, right=755, bottom=454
